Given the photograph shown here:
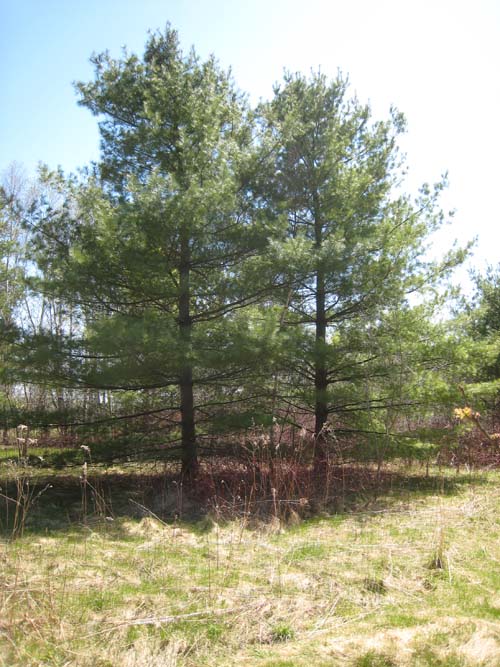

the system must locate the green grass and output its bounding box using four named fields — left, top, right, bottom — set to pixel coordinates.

left=354, top=652, right=397, bottom=667
left=0, top=466, right=499, bottom=666
left=284, top=542, right=328, bottom=562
